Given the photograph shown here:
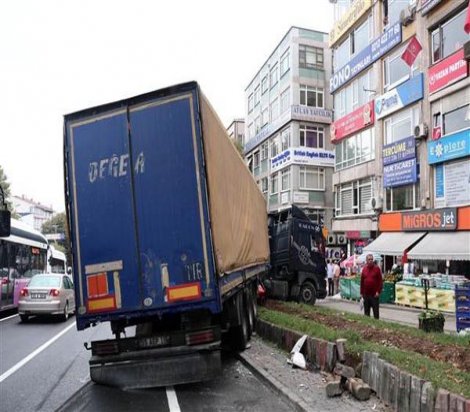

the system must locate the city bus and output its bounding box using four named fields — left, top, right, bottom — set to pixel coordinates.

left=47, top=244, right=67, bottom=274
left=0, top=218, right=48, bottom=312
